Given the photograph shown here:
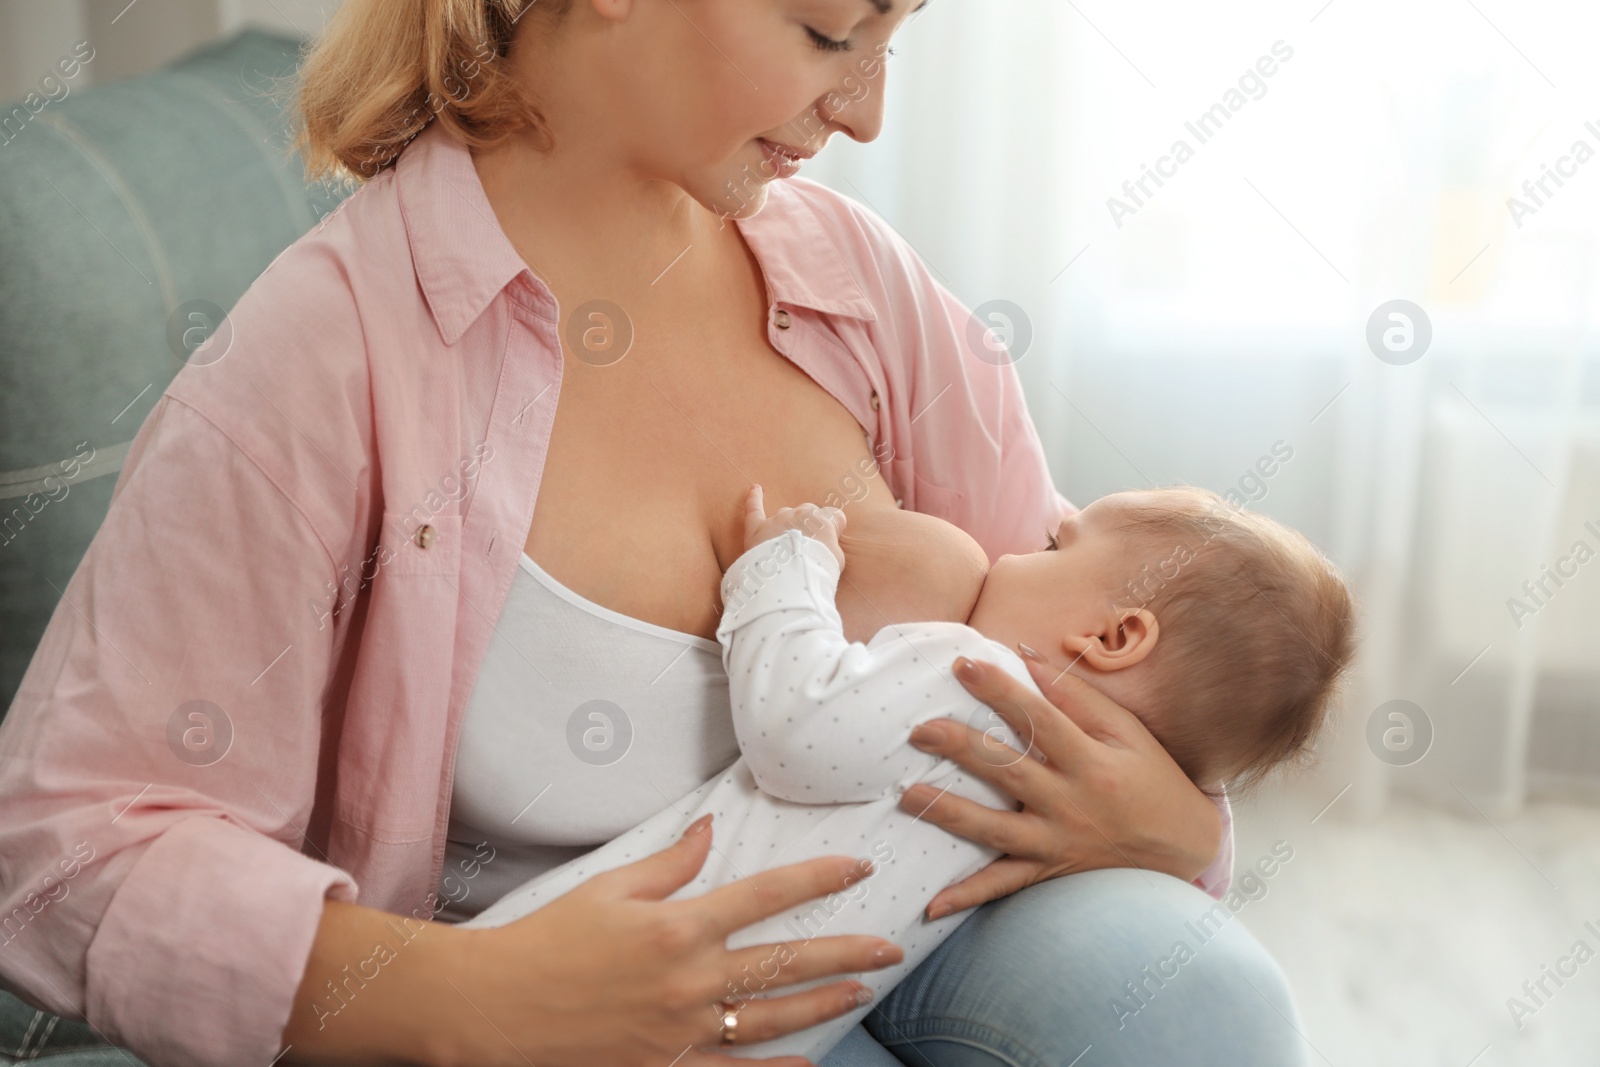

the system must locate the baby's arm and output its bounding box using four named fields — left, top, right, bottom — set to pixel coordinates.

left=717, top=490, right=1027, bottom=808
